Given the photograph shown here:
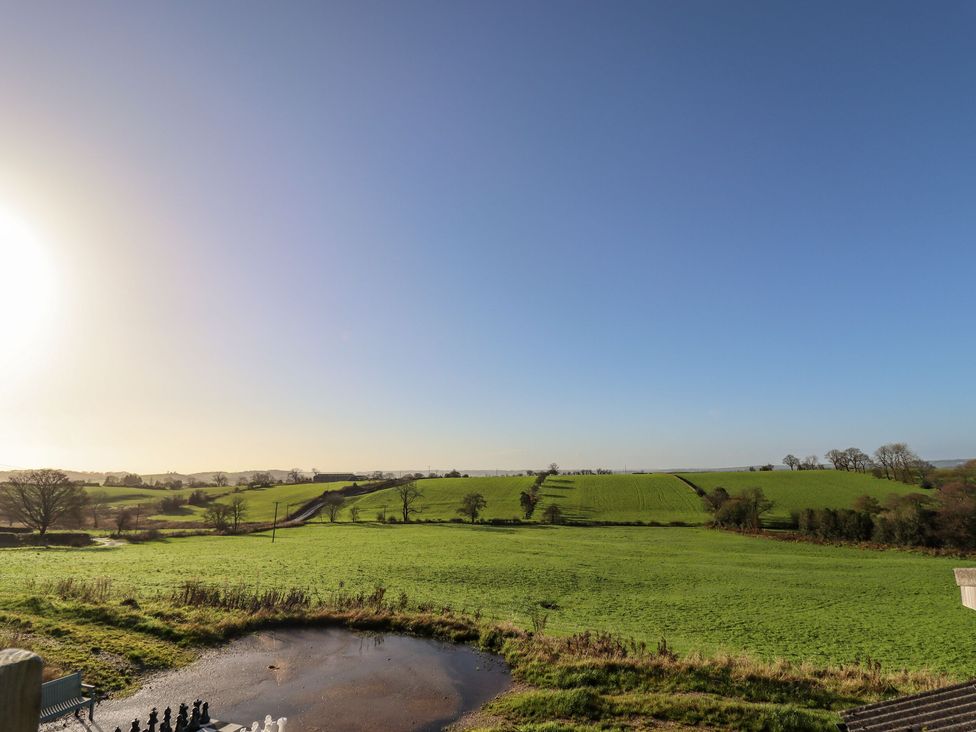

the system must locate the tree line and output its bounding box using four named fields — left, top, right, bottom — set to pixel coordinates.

left=702, top=459, right=976, bottom=549
left=794, top=480, right=976, bottom=549
left=782, top=442, right=934, bottom=484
